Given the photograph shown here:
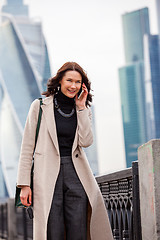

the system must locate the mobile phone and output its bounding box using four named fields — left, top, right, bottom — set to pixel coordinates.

left=78, top=85, right=84, bottom=99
